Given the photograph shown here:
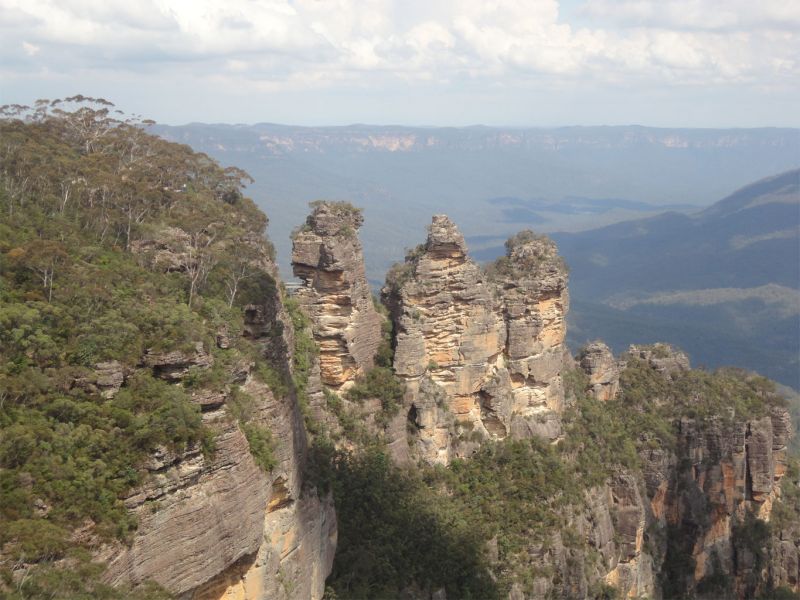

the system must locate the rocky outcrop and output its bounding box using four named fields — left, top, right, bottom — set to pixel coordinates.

left=577, top=341, right=620, bottom=402
left=624, top=349, right=794, bottom=598
left=291, top=202, right=383, bottom=390
left=103, top=371, right=336, bottom=600
left=571, top=343, right=796, bottom=598
left=383, top=217, right=569, bottom=465
left=101, top=405, right=269, bottom=595
left=144, top=342, right=214, bottom=382
left=99, top=245, right=335, bottom=599
left=74, top=360, right=126, bottom=398
left=192, top=298, right=336, bottom=600
left=590, top=476, right=655, bottom=598
left=130, top=226, right=193, bottom=272
left=191, top=378, right=336, bottom=600
left=627, top=343, right=690, bottom=377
